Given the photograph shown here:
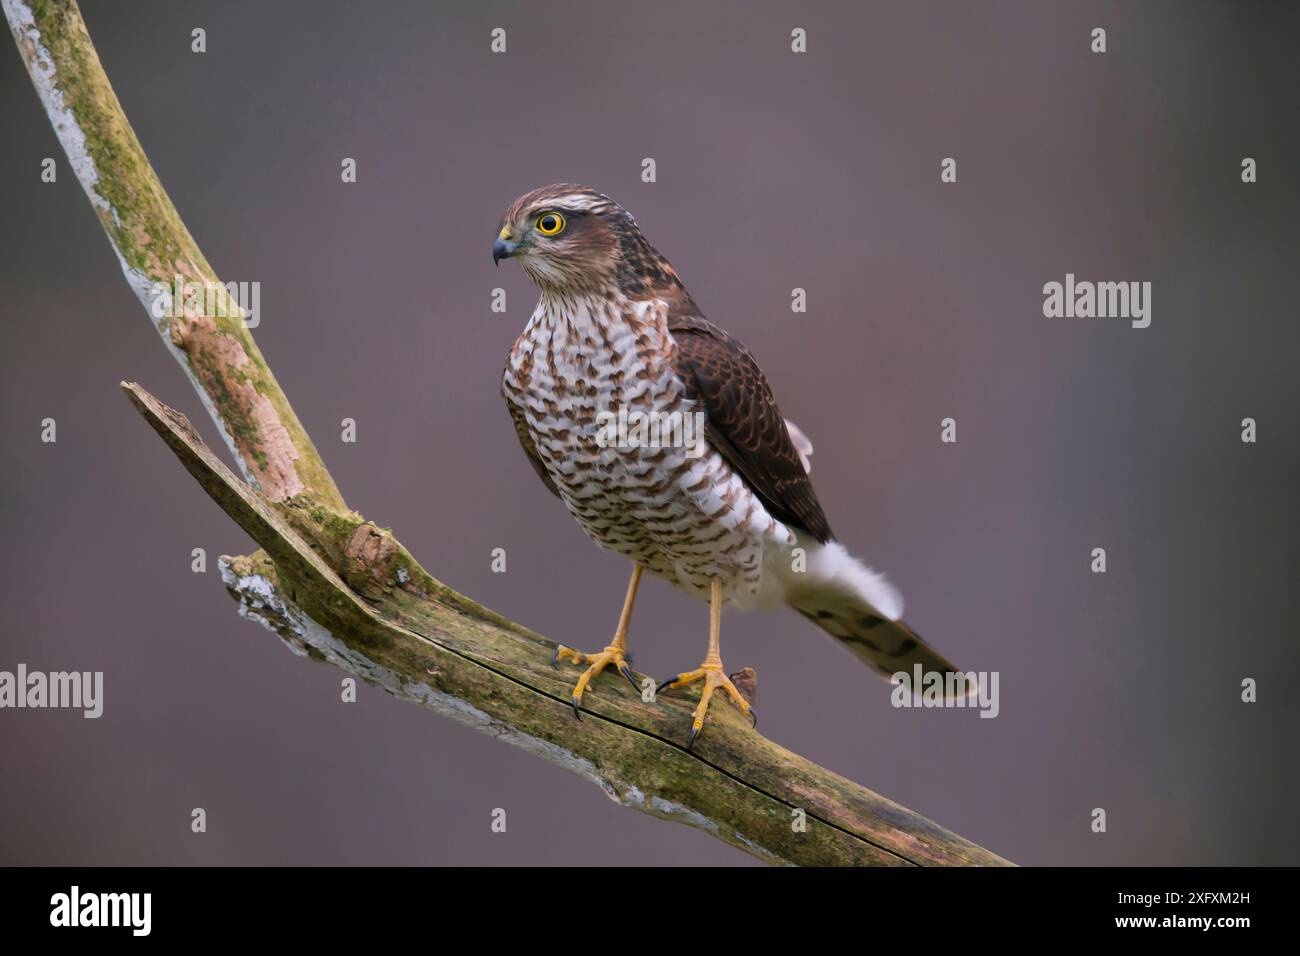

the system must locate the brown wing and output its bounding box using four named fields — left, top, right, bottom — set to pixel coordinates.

left=504, top=394, right=561, bottom=499
left=668, top=314, right=833, bottom=543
